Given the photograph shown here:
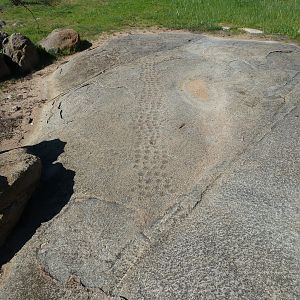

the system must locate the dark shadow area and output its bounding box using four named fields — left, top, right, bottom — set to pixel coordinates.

left=36, top=46, right=56, bottom=69
left=0, top=175, right=8, bottom=191
left=1, top=47, right=55, bottom=82
left=2, top=54, right=20, bottom=75
left=0, top=139, right=75, bottom=266
left=77, top=39, right=93, bottom=52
